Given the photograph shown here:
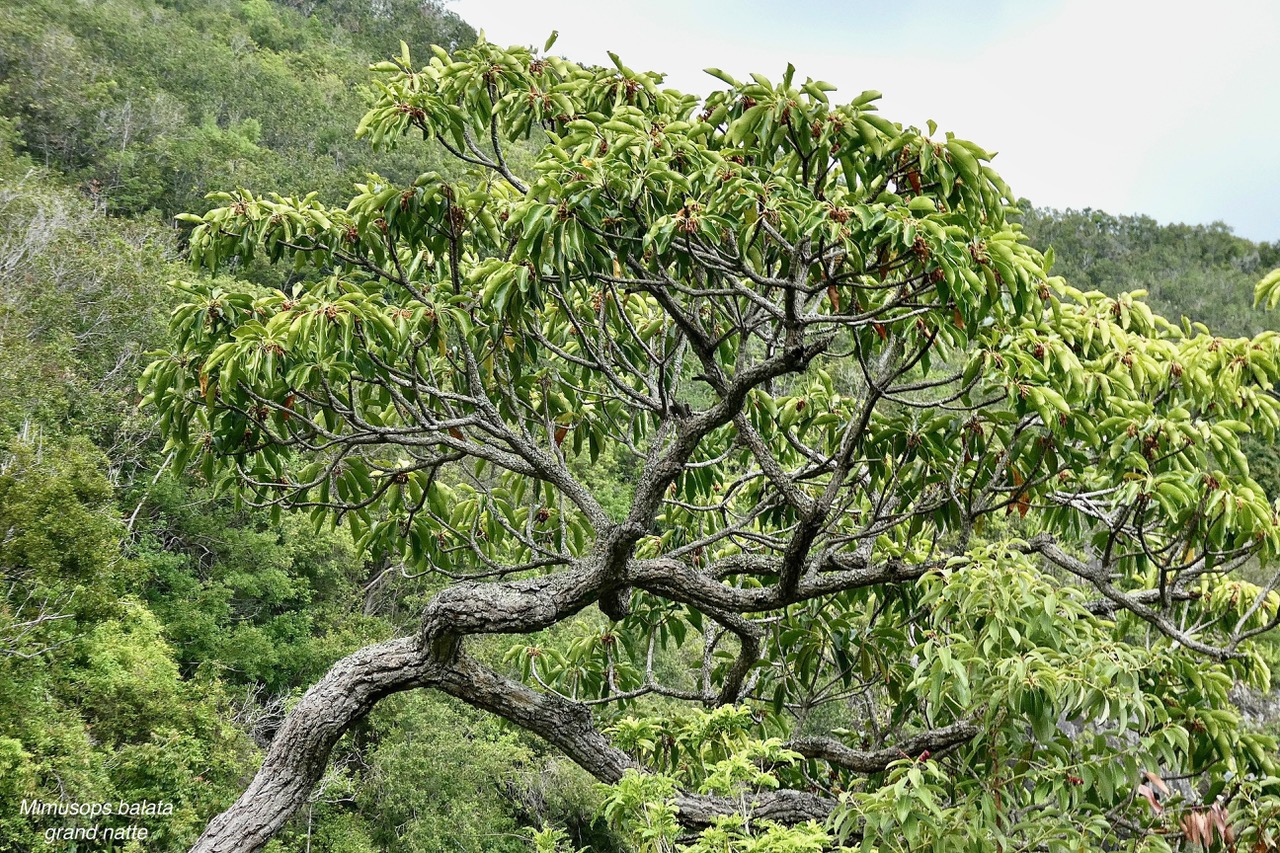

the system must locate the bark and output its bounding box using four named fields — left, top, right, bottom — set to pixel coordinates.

left=189, top=633, right=834, bottom=853
left=435, top=652, right=636, bottom=784
left=191, top=637, right=439, bottom=853
left=674, top=789, right=834, bottom=827
left=789, top=721, right=980, bottom=772
left=191, top=556, right=624, bottom=852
